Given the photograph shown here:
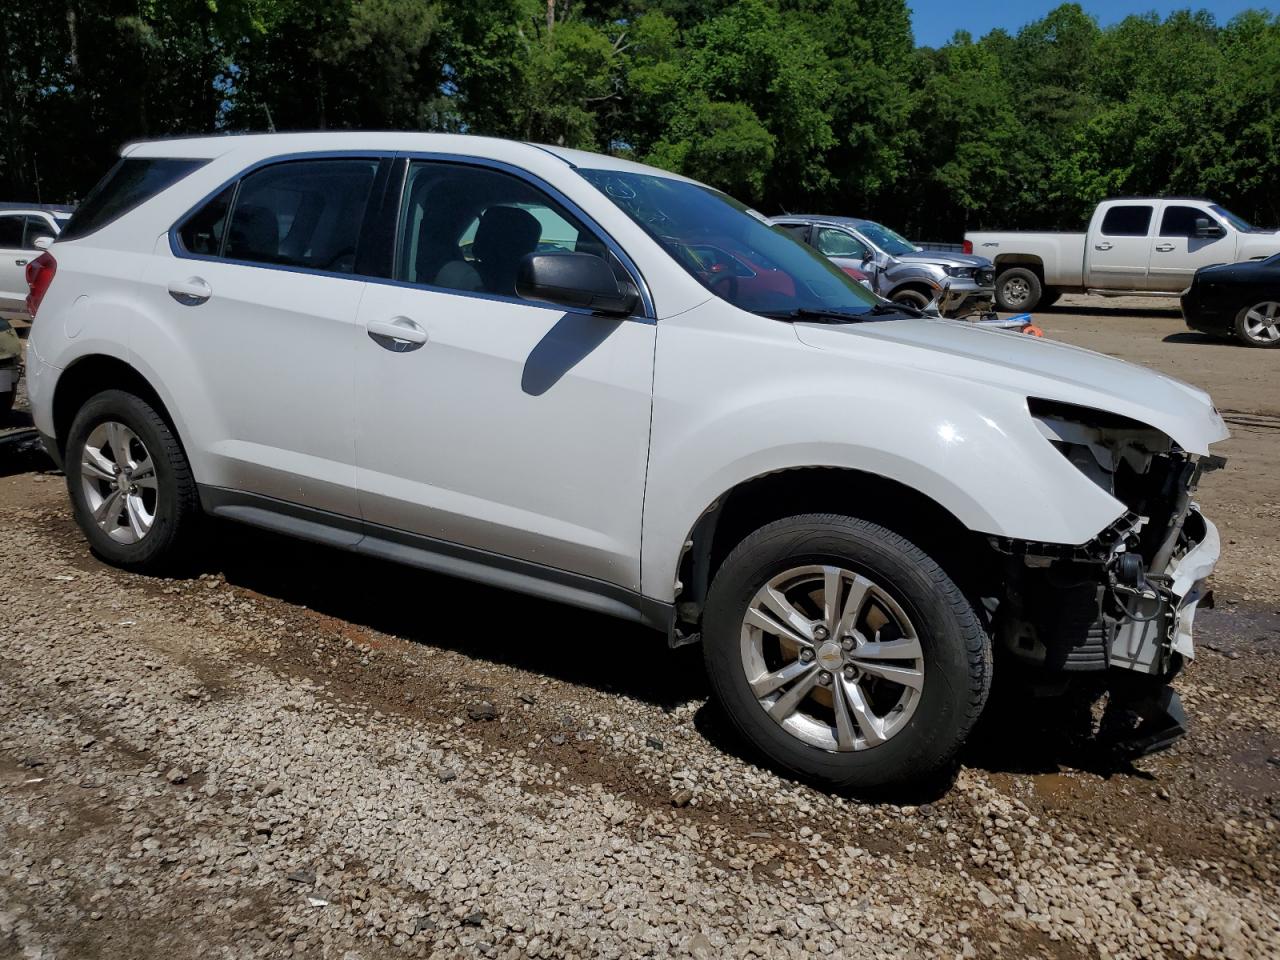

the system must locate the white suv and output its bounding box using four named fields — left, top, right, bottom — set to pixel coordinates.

left=26, top=133, right=1227, bottom=792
